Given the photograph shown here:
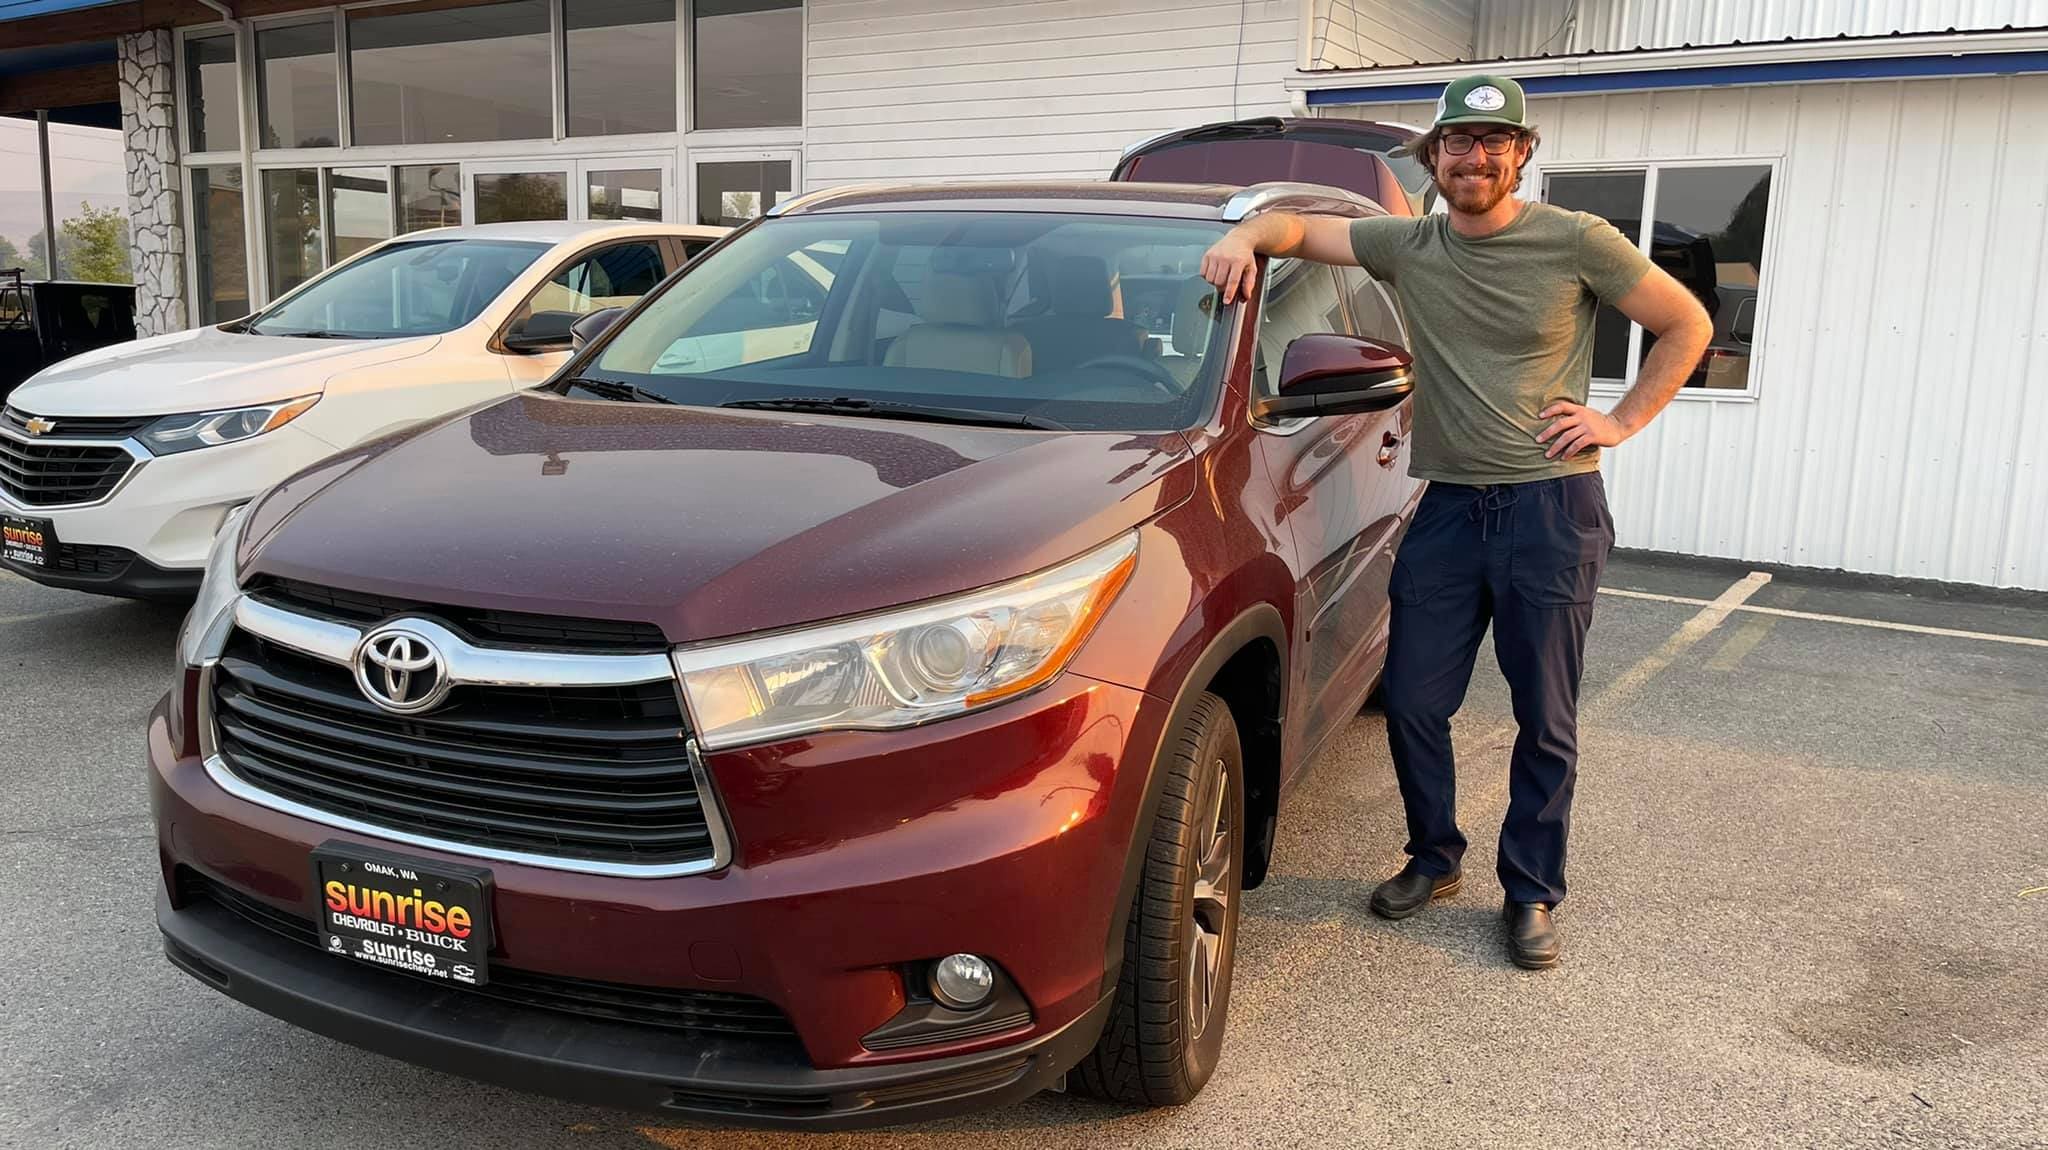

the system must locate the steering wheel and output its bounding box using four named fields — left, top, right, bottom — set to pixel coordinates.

left=1072, top=354, right=1185, bottom=400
